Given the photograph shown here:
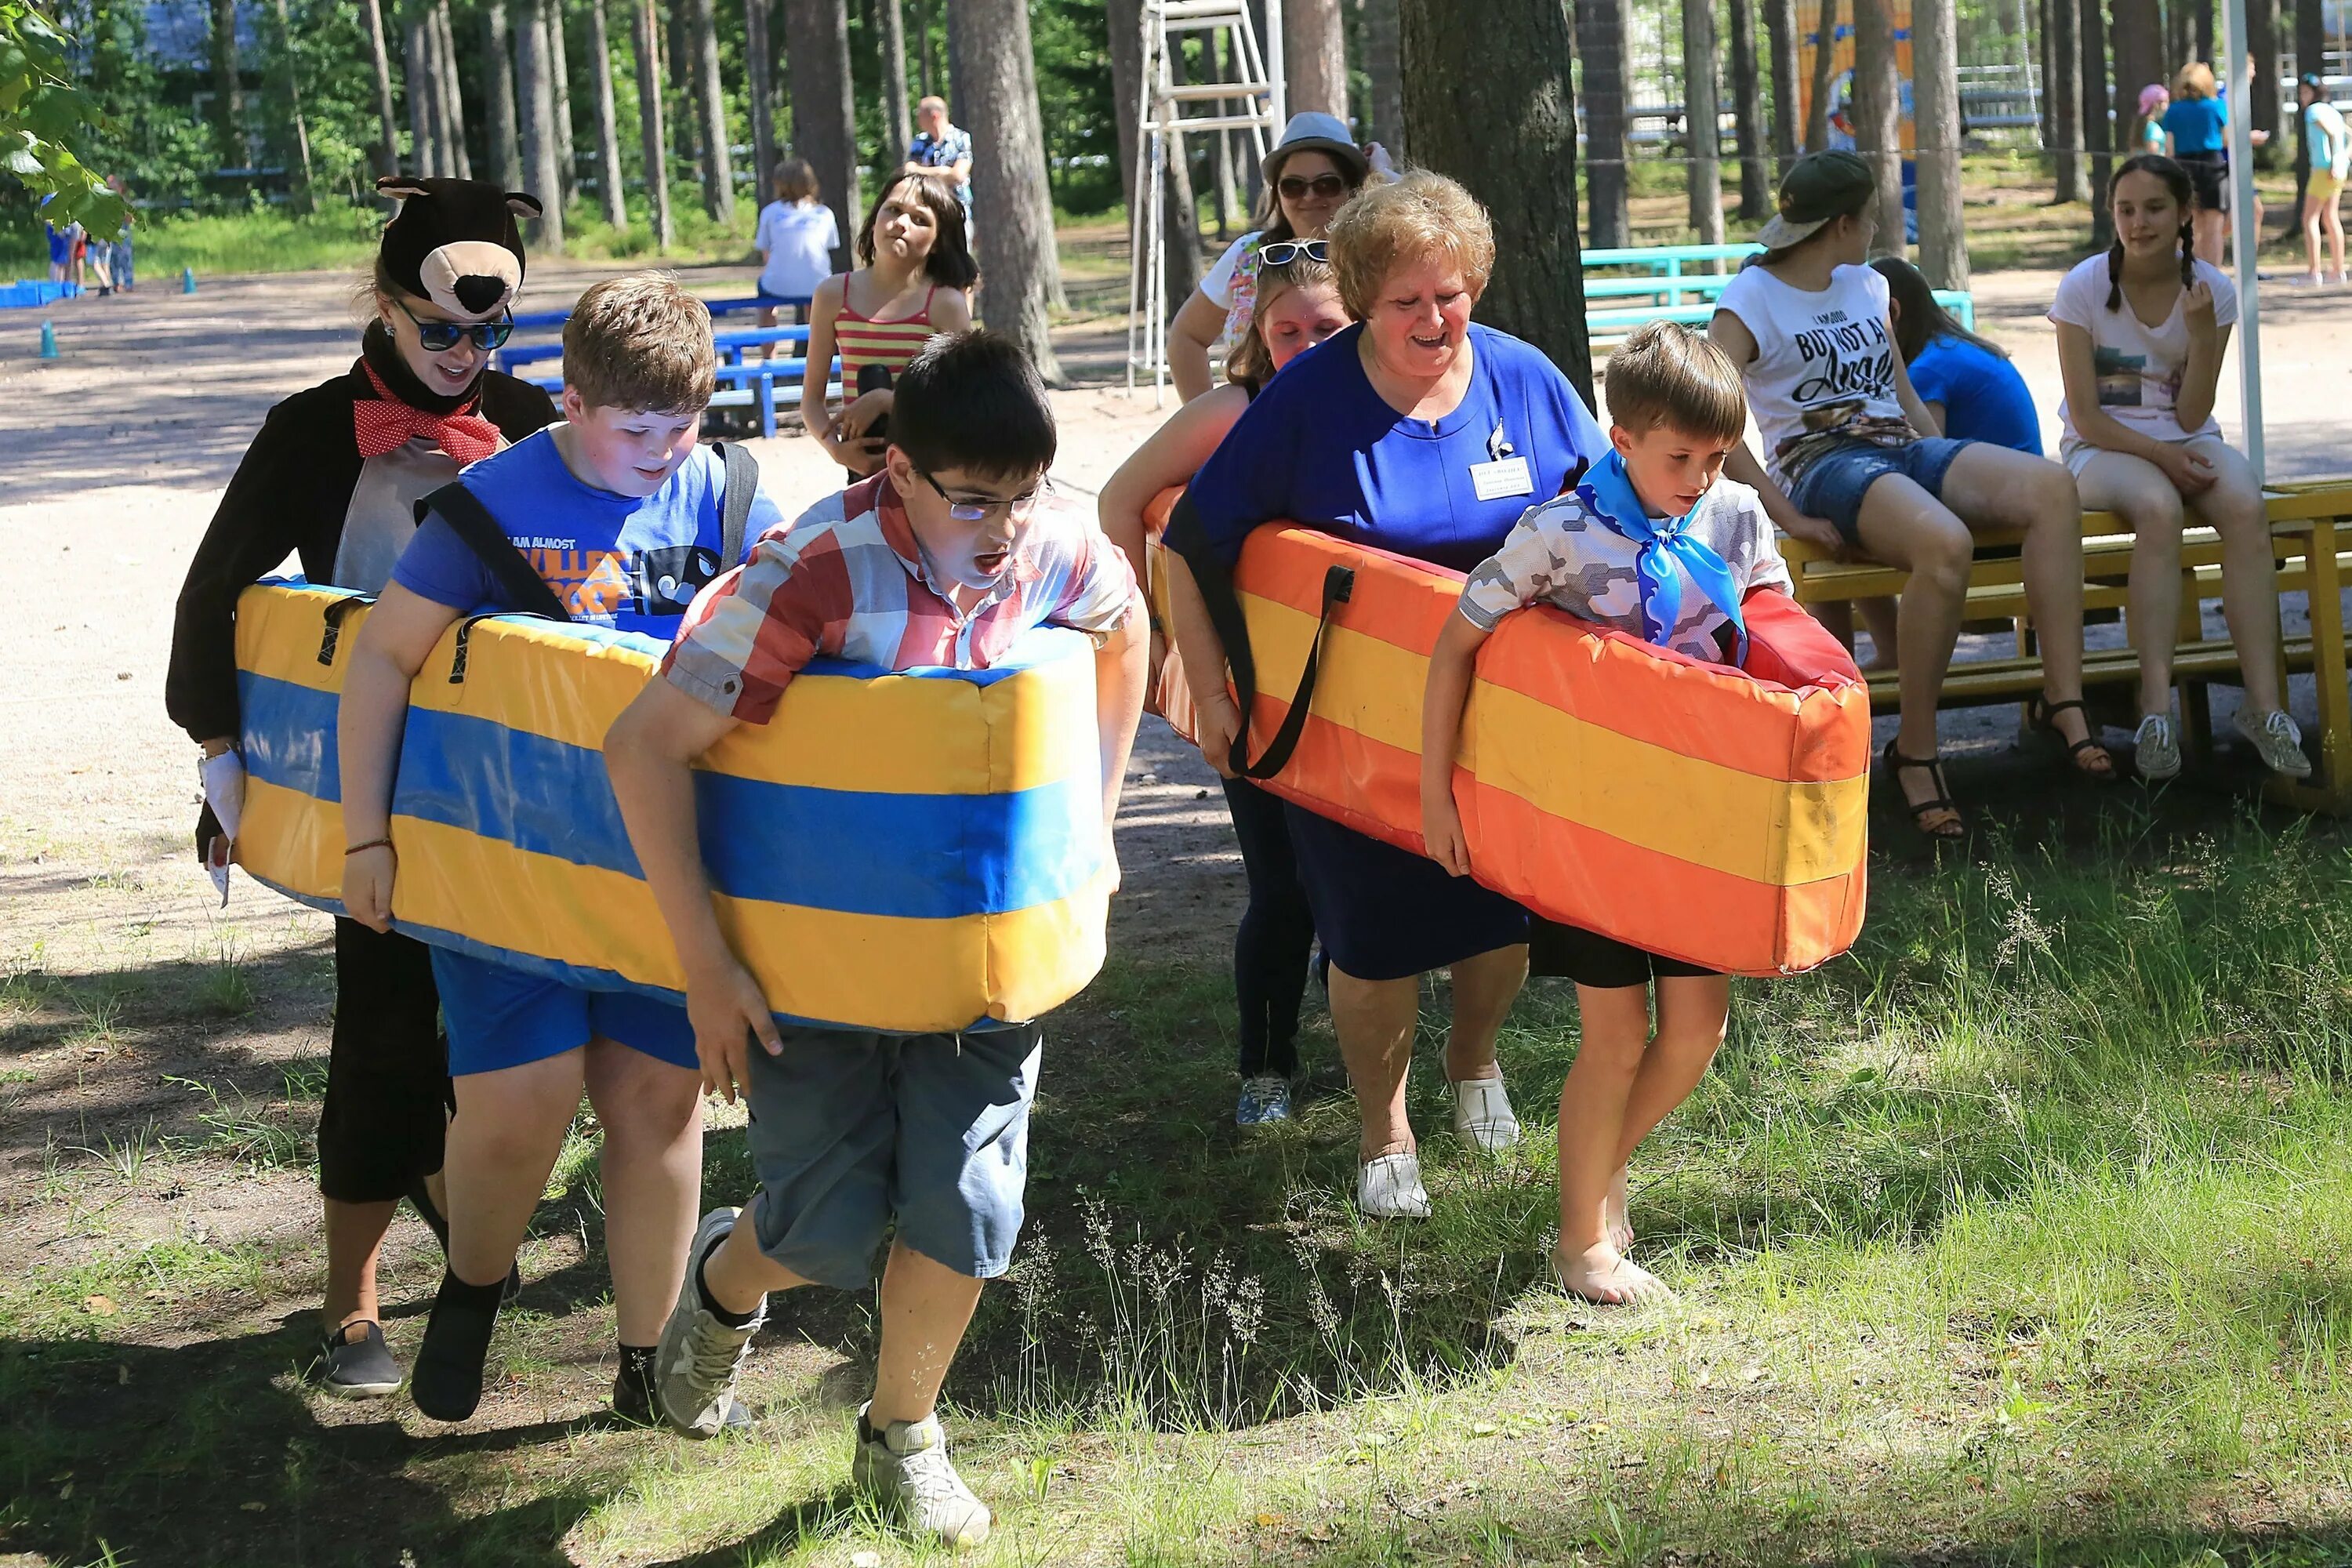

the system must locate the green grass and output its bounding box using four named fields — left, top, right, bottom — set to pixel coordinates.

left=11, top=811, right=2352, bottom=1563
